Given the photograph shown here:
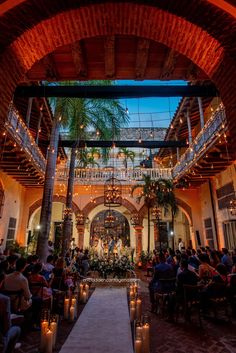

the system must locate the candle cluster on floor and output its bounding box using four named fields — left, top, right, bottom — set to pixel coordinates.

left=40, top=311, right=58, bottom=353
left=128, top=284, right=150, bottom=353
